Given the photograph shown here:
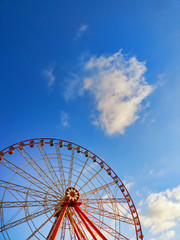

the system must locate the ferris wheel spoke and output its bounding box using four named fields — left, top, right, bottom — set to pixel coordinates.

left=82, top=211, right=129, bottom=240
left=37, top=145, right=63, bottom=195
left=74, top=156, right=89, bottom=188
left=24, top=206, right=46, bottom=240
left=0, top=205, right=54, bottom=232
left=3, top=205, right=47, bottom=228
left=18, top=149, right=63, bottom=197
left=1, top=200, right=56, bottom=208
left=78, top=167, right=104, bottom=192
left=4, top=207, right=24, bottom=228
left=0, top=182, right=25, bottom=206
left=0, top=158, right=59, bottom=197
left=82, top=198, right=127, bottom=205
left=81, top=181, right=116, bottom=198
left=1, top=230, right=11, bottom=240
left=80, top=209, right=129, bottom=240
left=81, top=205, right=134, bottom=225
left=0, top=180, right=57, bottom=201
left=26, top=204, right=67, bottom=240
left=113, top=183, right=119, bottom=196
left=0, top=187, right=55, bottom=214
left=55, top=144, right=66, bottom=192
left=67, top=148, right=75, bottom=188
